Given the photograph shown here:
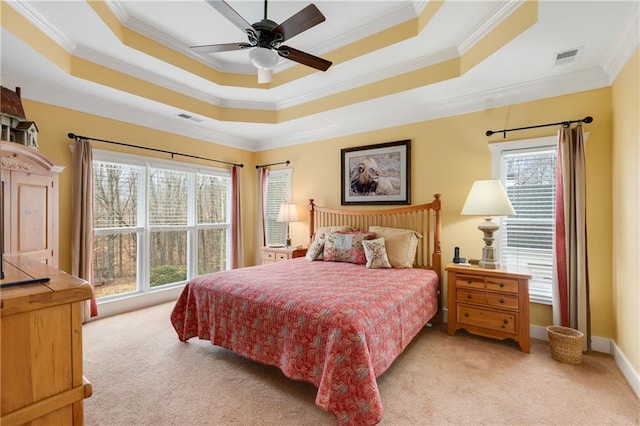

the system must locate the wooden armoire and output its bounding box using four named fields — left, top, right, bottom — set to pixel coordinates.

left=1, top=141, right=63, bottom=266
